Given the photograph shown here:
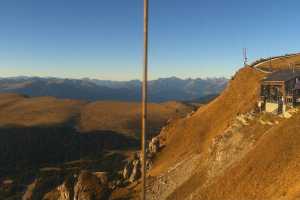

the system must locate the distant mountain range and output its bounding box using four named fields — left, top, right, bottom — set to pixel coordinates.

left=0, top=76, right=228, bottom=102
